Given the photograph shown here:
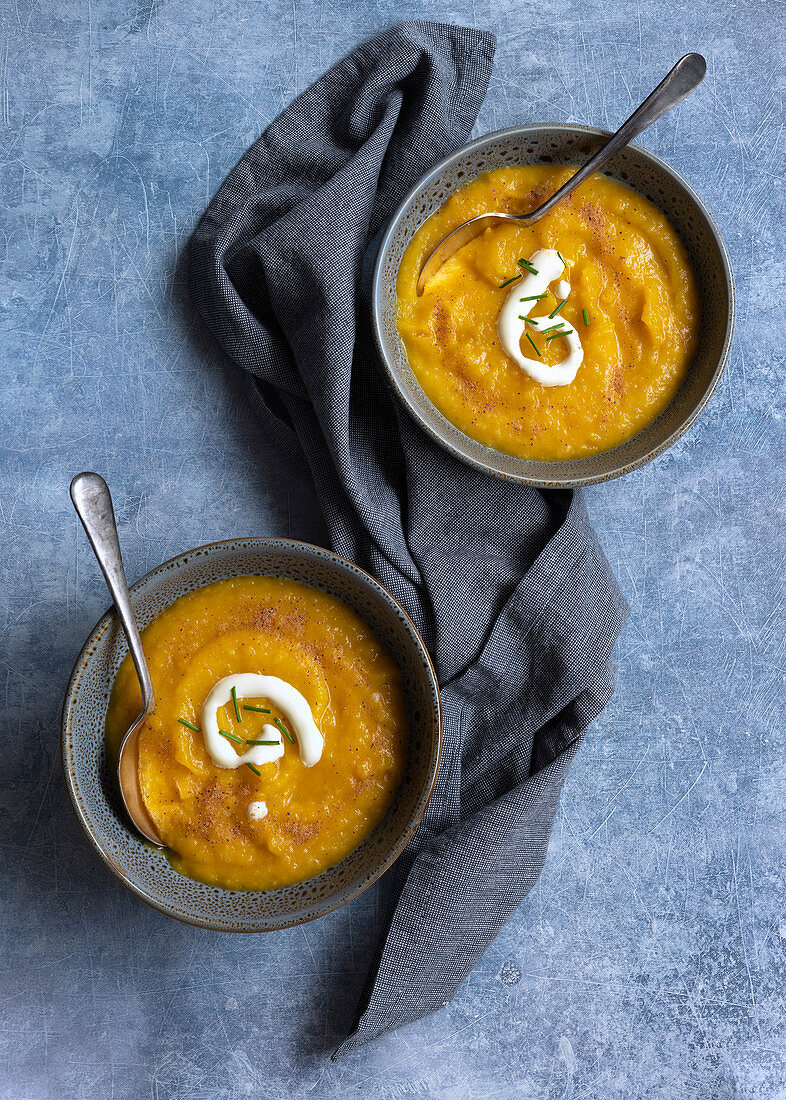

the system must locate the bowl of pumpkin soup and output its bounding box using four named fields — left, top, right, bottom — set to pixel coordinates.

left=373, top=124, right=734, bottom=485
left=61, top=538, right=441, bottom=931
